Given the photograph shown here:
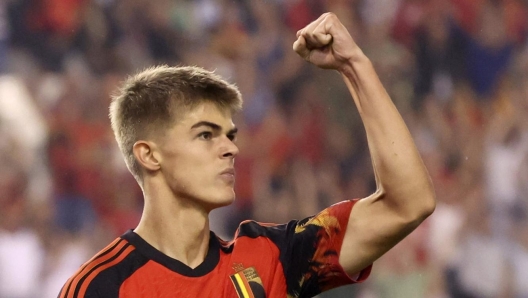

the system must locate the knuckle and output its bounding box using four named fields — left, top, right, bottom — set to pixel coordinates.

left=324, top=12, right=336, bottom=19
